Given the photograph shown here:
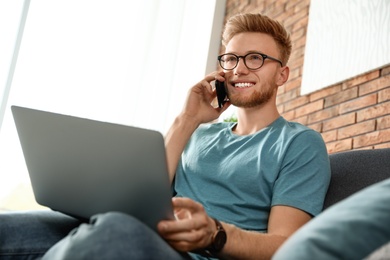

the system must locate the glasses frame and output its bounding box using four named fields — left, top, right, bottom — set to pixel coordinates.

left=217, top=52, right=283, bottom=71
